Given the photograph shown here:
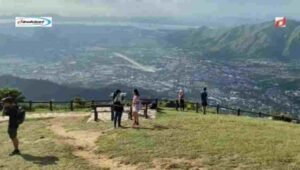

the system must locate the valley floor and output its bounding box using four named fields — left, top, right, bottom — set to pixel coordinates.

left=1, top=108, right=300, bottom=169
